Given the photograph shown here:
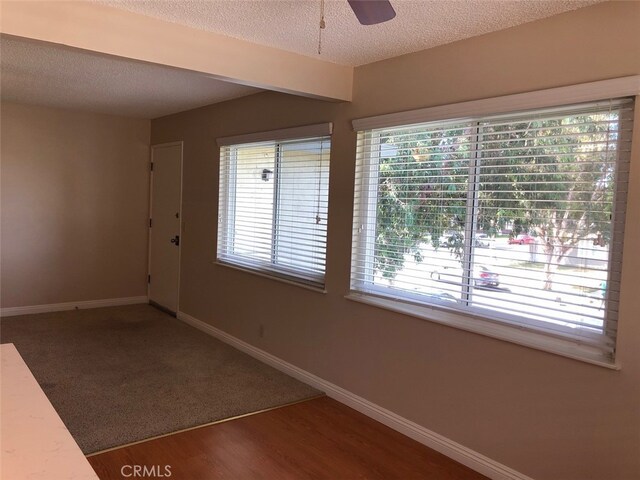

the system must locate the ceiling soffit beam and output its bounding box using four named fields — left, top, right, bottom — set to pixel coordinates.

left=0, top=1, right=353, bottom=102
